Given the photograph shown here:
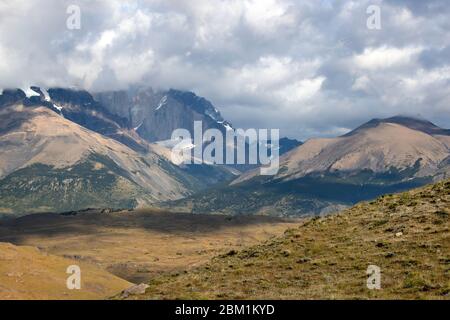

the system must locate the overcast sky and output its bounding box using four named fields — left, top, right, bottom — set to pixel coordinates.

left=0, top=0, right=449, bottom=139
